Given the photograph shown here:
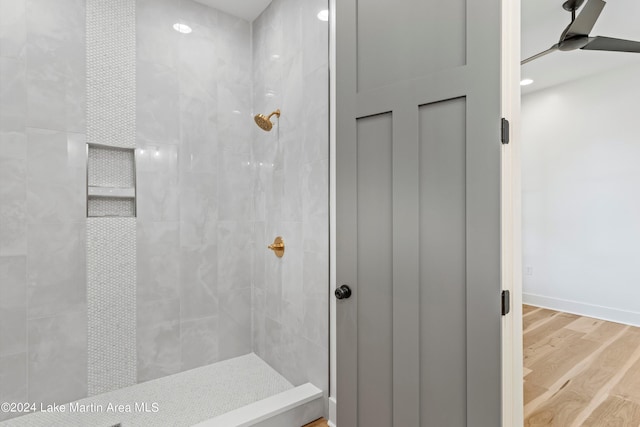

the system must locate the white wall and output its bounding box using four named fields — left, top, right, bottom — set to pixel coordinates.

left=521, top=62, right=640, bottom=326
